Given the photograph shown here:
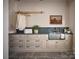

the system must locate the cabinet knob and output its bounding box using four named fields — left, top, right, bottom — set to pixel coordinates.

left=26, top=46, right=30, bottom=48
left=19, top=45, right=23, bottom=48
left=26, top=40, right=30, bottom=42
left=35, top=40, right=39, bottom=42
left=35, top=45, right=40, bottom=48
left=19, top=40, right=23, bottom=42
left=56, top=42, right=58, bottom=43
left=46, top=40, right=48, bottom=41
